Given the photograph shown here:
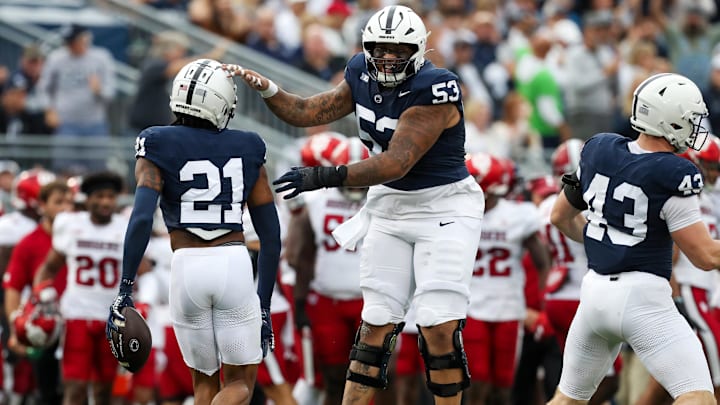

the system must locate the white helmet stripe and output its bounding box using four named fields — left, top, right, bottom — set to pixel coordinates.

left=185, top=59, right=212, bottom=105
